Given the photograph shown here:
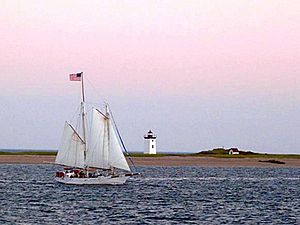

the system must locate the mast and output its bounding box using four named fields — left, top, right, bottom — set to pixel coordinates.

left=105, top=104, right=113, bottom=173
left=81, top=72, right=86, bottom=103
left=80, top=72, right=88, bottom=168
